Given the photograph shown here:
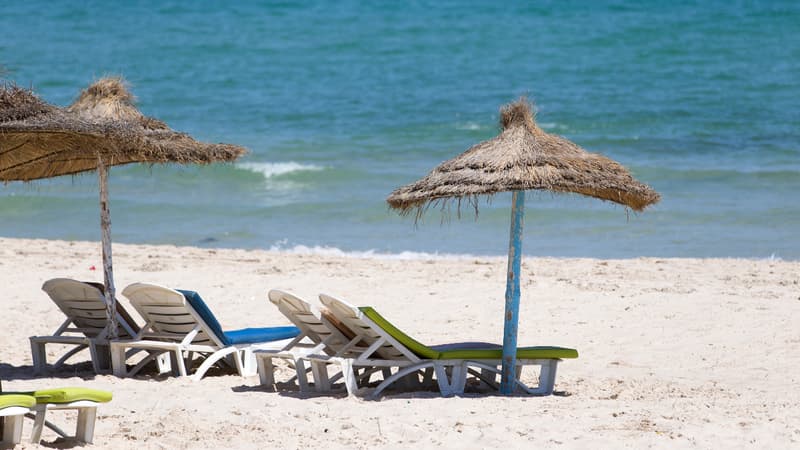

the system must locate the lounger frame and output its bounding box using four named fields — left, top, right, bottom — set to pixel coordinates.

left=255, top=290, right=369, bottom=394
left=30, top=278, right=139, bottom=374
left=111, top=283, right=293, bottom=381
left=315, top=294, right=565, bottom=398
